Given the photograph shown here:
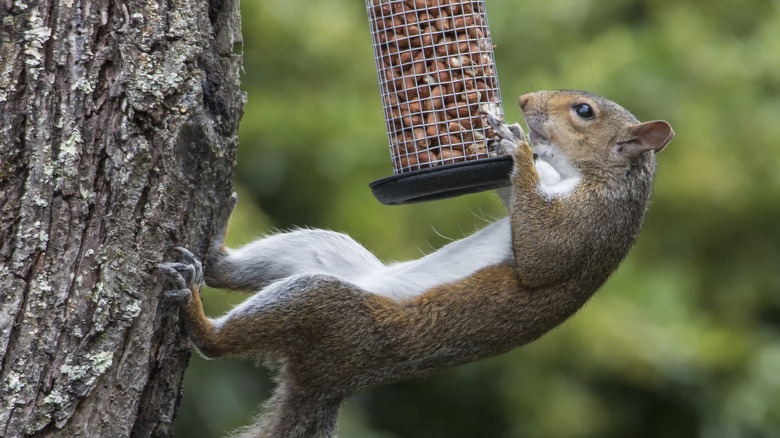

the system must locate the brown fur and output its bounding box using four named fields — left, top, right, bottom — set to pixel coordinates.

left=166, top=90, right=674, bottom=437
